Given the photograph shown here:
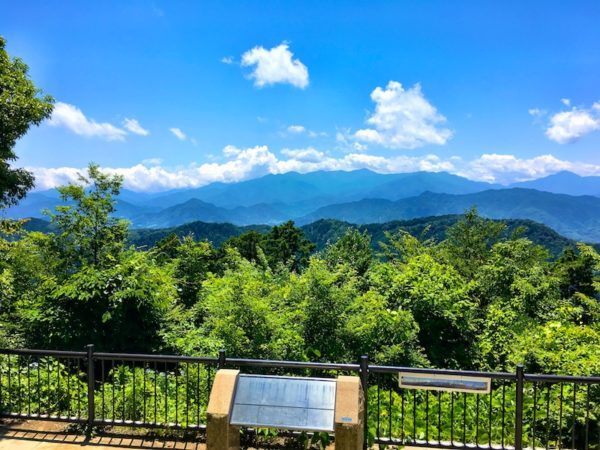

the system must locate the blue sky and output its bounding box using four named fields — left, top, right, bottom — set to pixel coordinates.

left=2, top=0, right=600, bottom=191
